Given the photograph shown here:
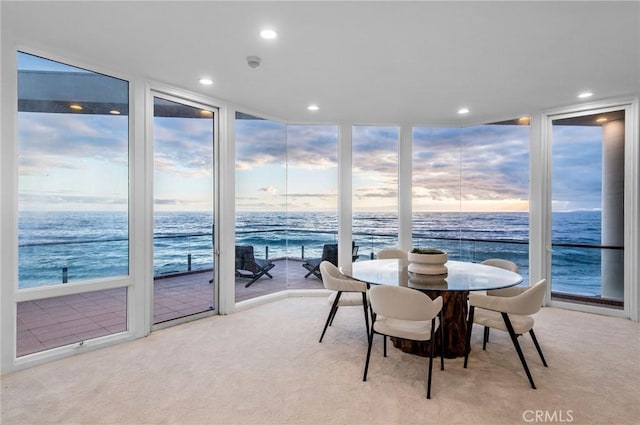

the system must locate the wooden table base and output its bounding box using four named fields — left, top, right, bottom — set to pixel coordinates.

left=391, top=290, right=469, bottom=358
